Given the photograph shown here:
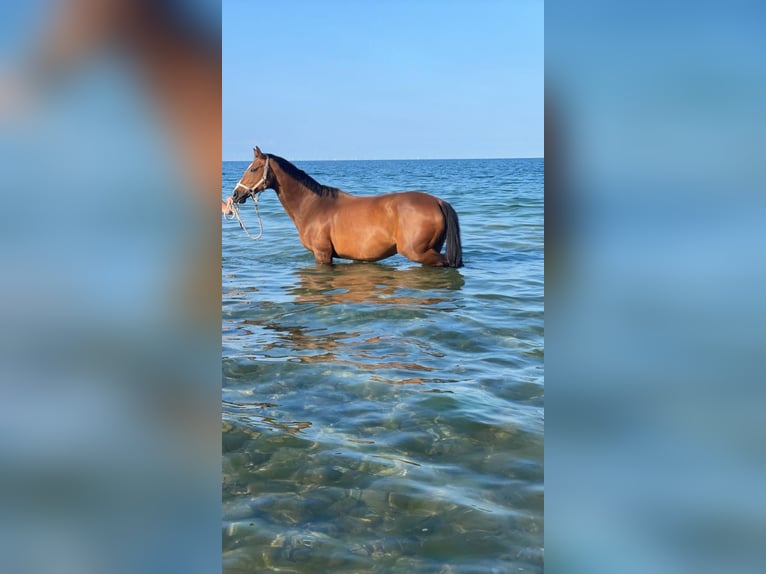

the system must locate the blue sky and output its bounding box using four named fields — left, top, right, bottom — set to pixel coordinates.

left=223, top=0, right=543, bottom=161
